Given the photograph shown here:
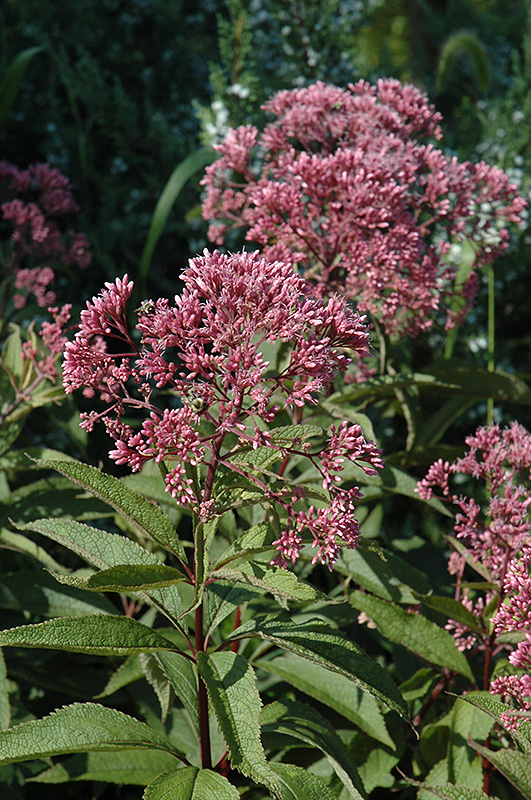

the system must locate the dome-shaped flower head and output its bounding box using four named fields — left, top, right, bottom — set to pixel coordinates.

left=201, top=79, right=525, bottom=336
left=63, top=249, right=382, bottom=568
